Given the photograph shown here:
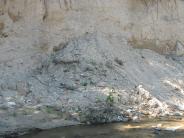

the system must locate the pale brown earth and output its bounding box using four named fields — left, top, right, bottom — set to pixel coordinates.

left=0, top=0, right=184, bottom=136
